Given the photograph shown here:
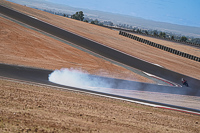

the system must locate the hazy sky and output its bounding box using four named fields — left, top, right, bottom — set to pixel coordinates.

left=46, top=0, right=200, bottom=27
